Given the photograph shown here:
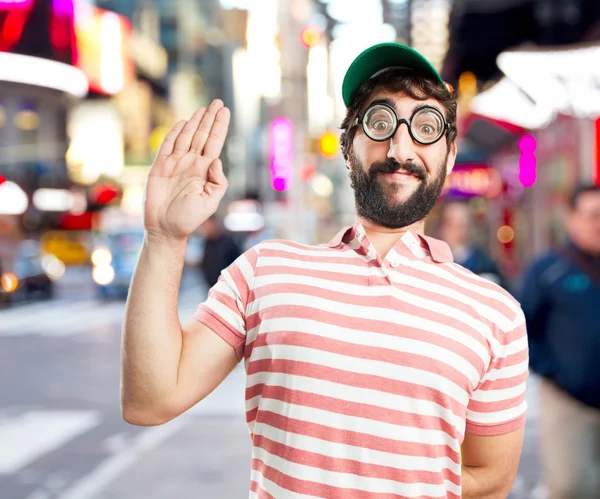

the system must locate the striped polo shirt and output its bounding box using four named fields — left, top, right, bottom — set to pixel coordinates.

left=193, top=223, right=528, bottom=498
